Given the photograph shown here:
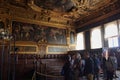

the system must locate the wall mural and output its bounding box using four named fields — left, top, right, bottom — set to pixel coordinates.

left=70, top=31, right=75, bottom=44
left=34, top=0, right=74, bottom=12
left=48, top=46, right=68, bottom=52
left=46, top=27, right=66, bottom=44
left=12, top=21, right=67, bottom=44
left=11, top=46, right=37, bottom=53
